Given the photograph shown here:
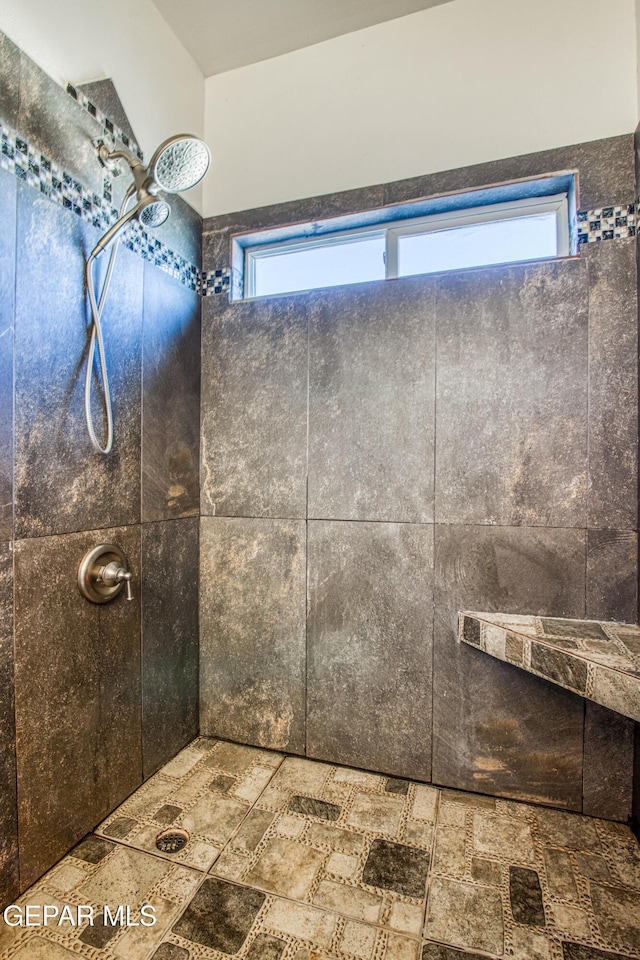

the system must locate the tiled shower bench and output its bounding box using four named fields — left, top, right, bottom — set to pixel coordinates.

left=458, top=611, right=640, bottom=722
